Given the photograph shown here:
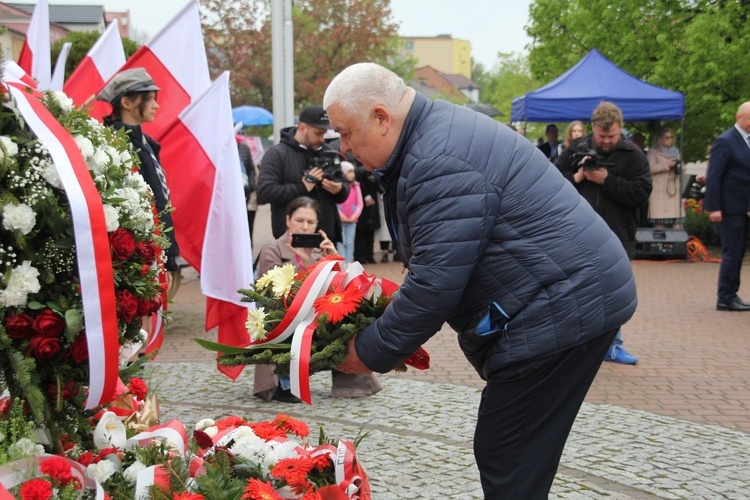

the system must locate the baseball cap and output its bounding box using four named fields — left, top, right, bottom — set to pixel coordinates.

left=299, top=105, right=331, bottom=130
left=97, top=68, right=161, bottom=104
